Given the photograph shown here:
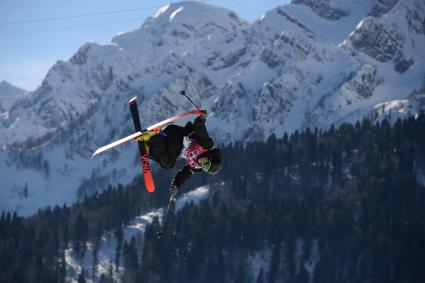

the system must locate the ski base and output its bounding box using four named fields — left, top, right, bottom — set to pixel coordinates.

left=130, top=97, right=156, bottom=192
left=141, top=154, right=155, bottom=192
